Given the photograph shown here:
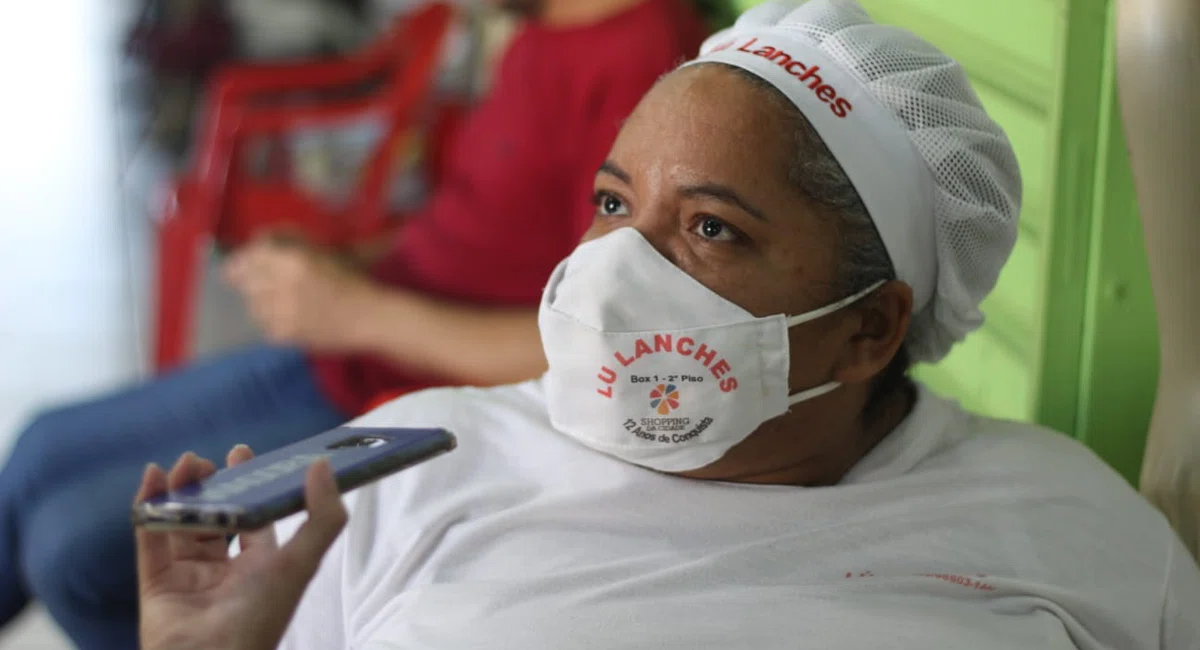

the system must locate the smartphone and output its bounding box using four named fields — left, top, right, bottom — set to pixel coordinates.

left=131, top=426, right=456, bottom=533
